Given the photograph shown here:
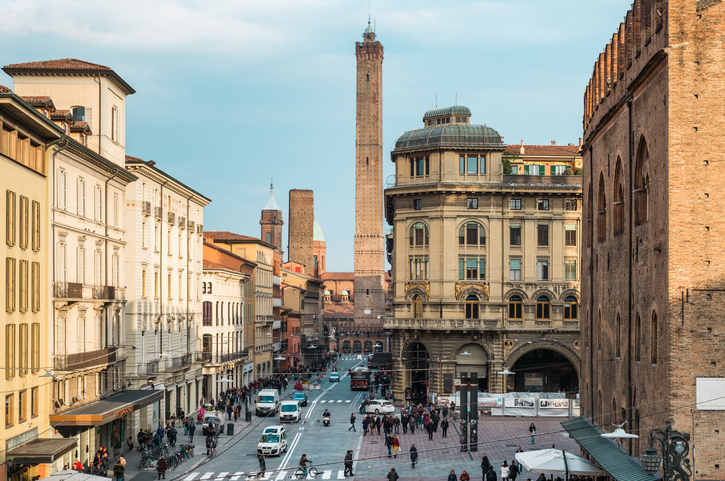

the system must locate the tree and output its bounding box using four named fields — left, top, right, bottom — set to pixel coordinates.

left=502, top=151, right=518, bottom=175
